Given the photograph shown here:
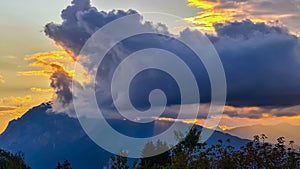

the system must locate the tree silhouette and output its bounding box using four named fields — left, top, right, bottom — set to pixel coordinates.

left=110, top=151, right=131, bottom=169
left=55, top=160, right=72, bottom=169
left=110, top=128, right=300, bottom=169
left=139, top=140, right=170, bottom=169
left=0, top=149, right=30, bottom=169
